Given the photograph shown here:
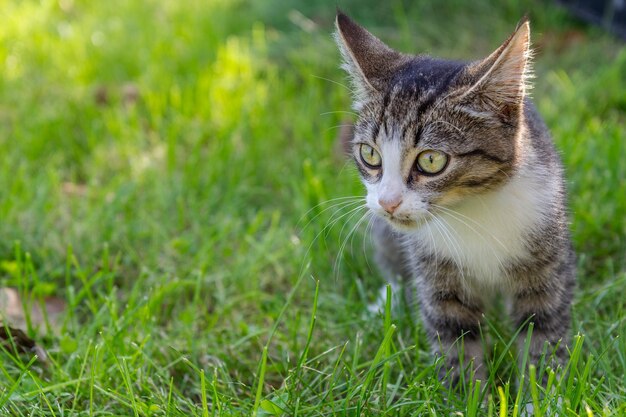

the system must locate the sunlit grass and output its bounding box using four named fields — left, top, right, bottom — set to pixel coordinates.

left=0, top=0, right=624, bottom=415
